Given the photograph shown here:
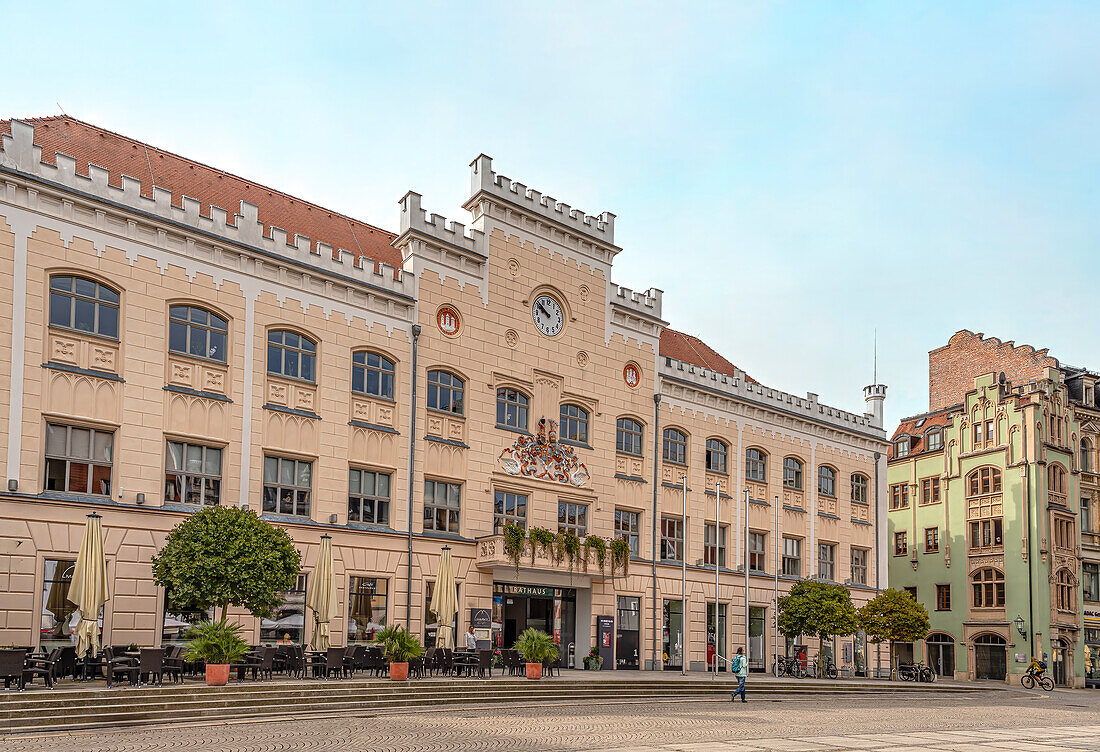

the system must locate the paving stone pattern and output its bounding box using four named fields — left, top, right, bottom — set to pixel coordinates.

left=3, top=691, right=1099, bottom=752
